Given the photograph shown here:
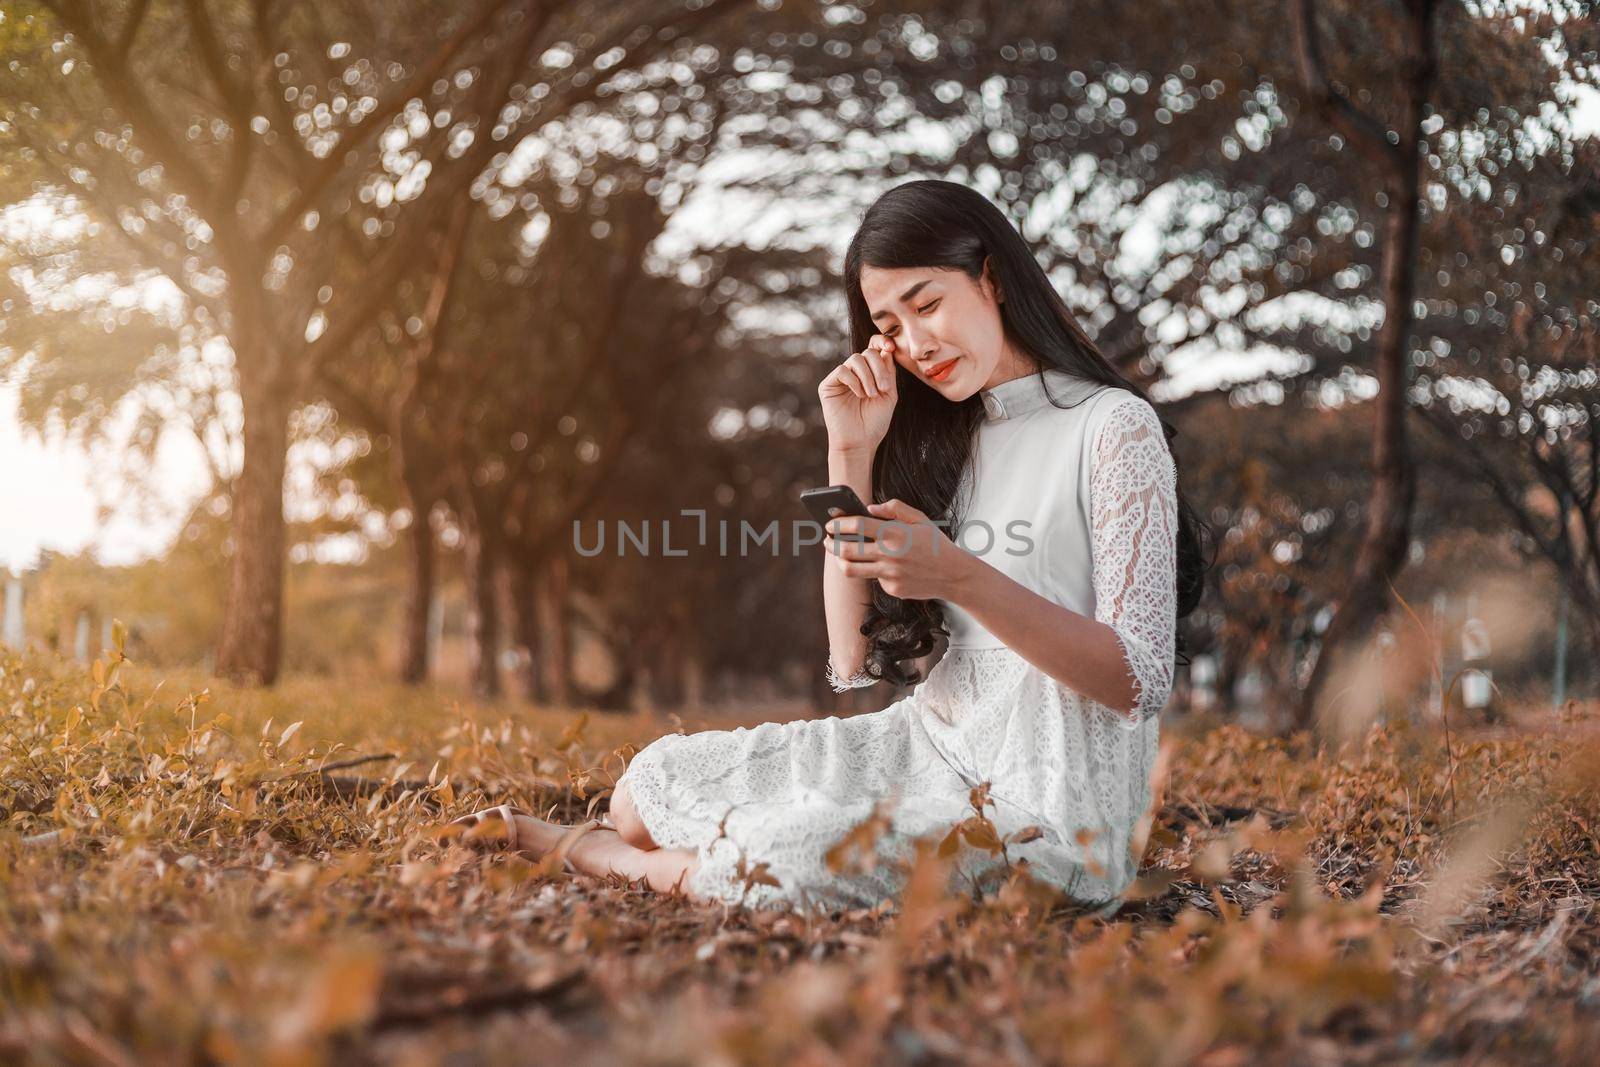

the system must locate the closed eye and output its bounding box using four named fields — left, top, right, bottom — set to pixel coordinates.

left=883, top=300, right=940, bottom=337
